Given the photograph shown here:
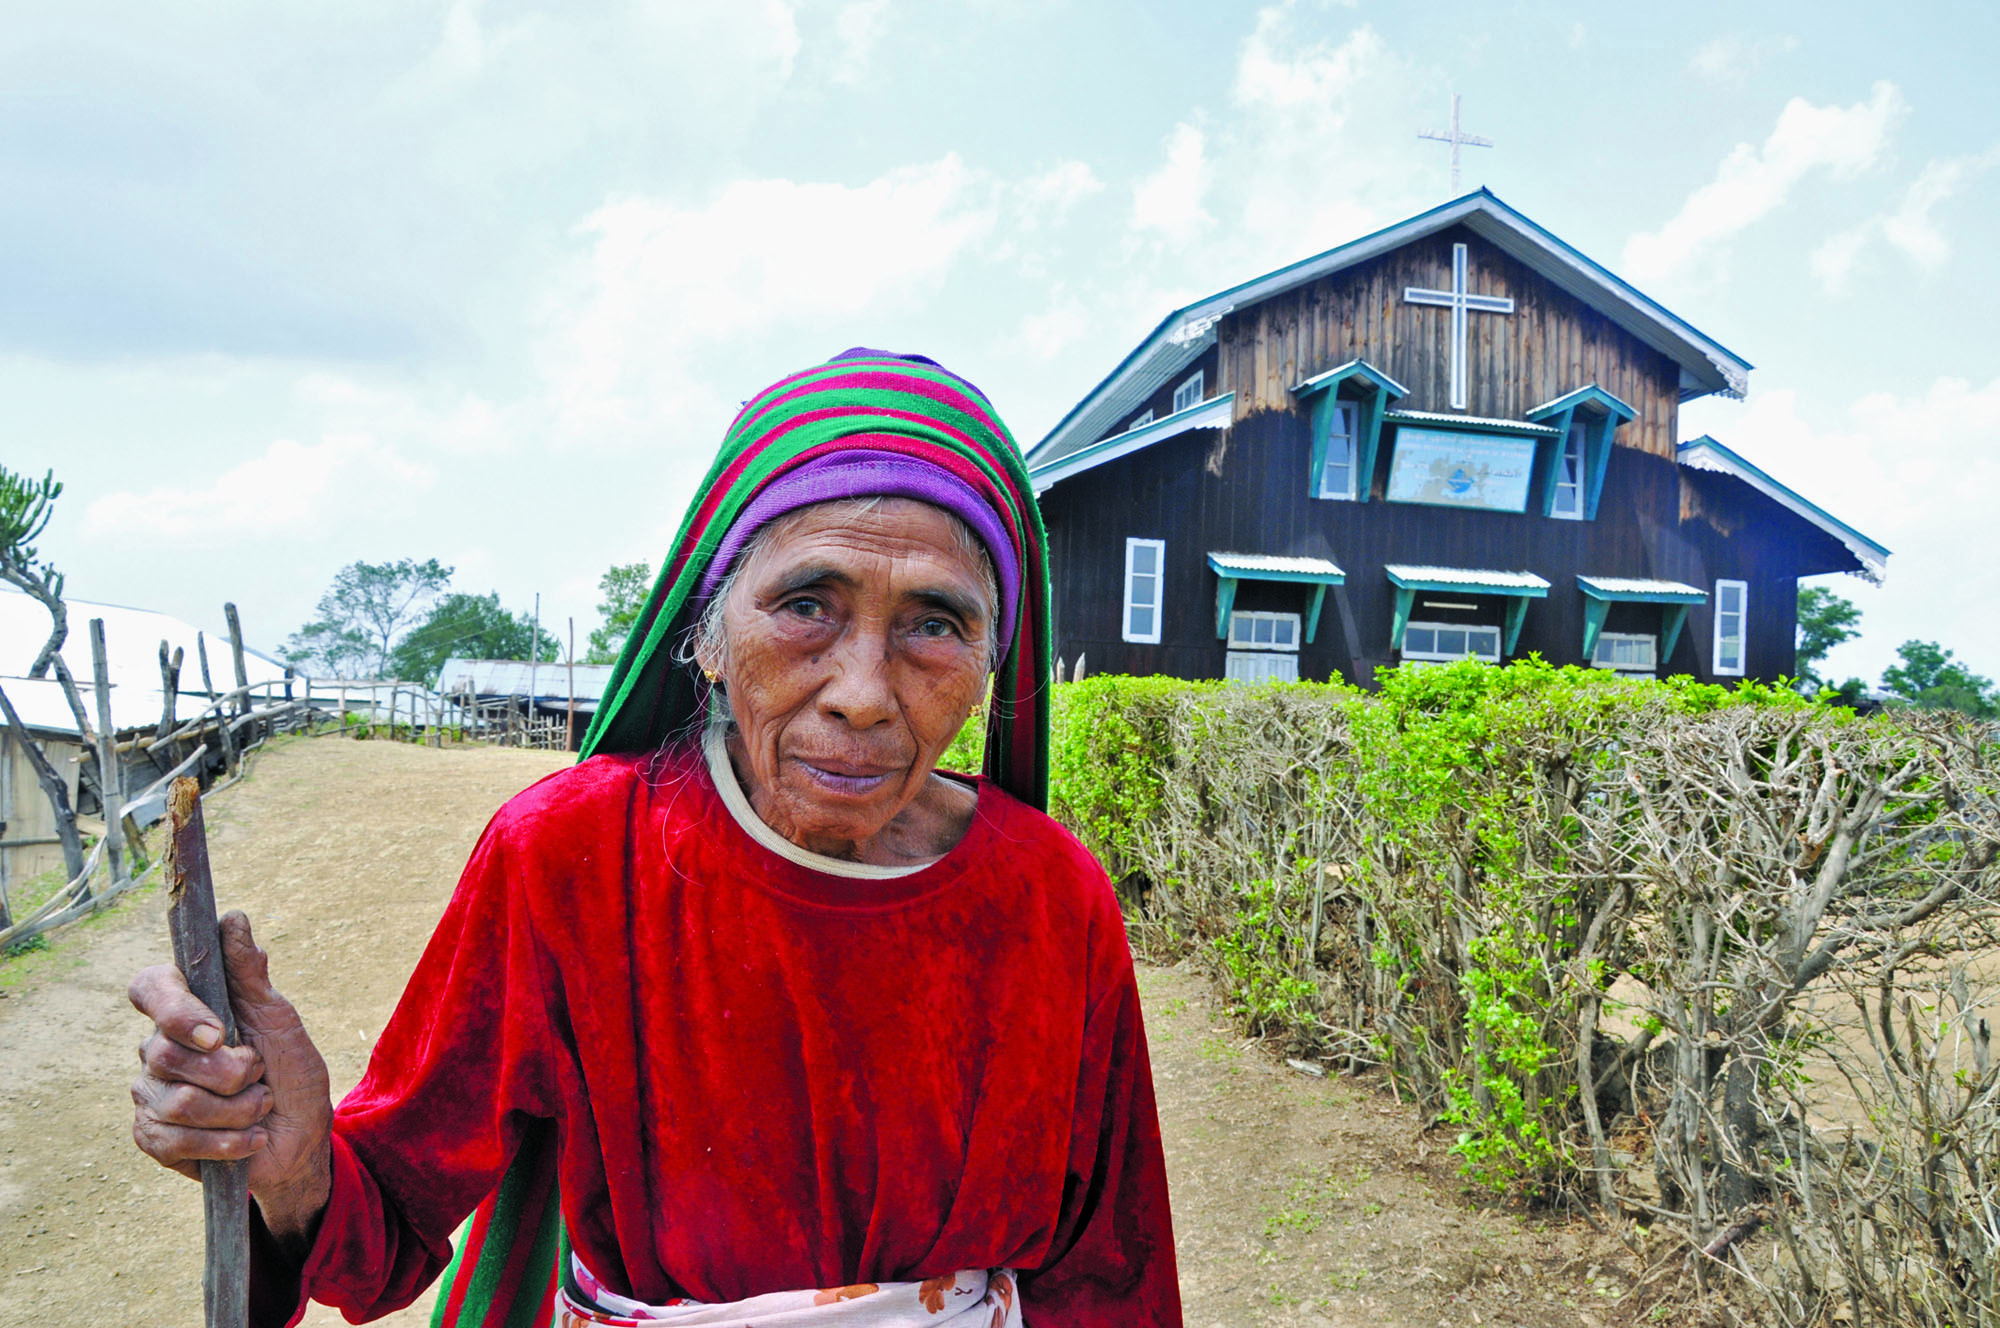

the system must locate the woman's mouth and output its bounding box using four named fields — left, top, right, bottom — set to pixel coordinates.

left=796, top=760, right=897, bottom=796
